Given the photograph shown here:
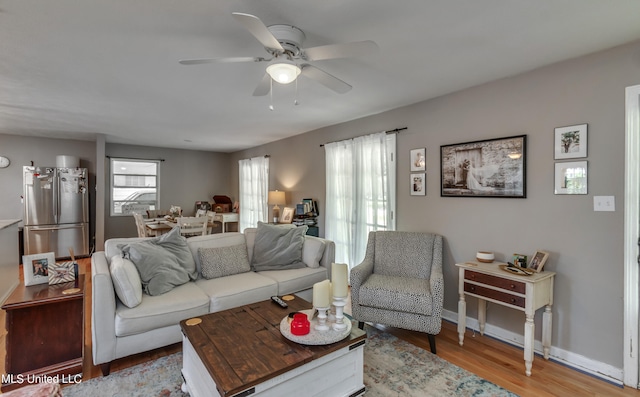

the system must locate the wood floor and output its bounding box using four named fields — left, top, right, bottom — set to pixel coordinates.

left=2, top=257, right=640, bottom=396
